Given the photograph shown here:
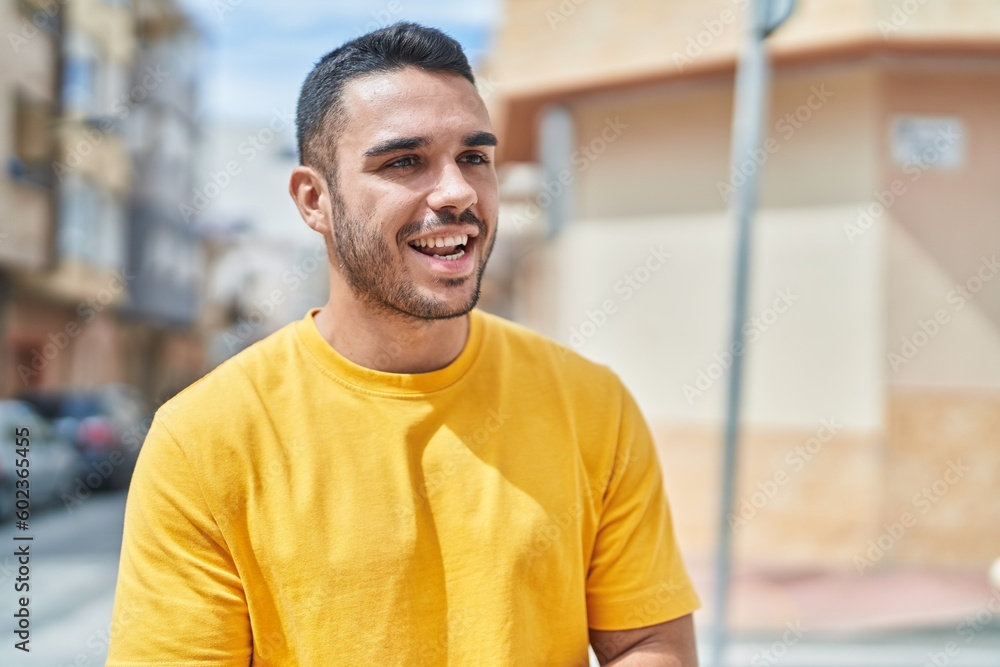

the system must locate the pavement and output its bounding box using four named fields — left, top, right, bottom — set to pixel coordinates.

left=0, top=490, right=124, bottom=667
left=685, top=558, right=1000, bottom=666
left=687, top=559, right=1000, bottom=634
